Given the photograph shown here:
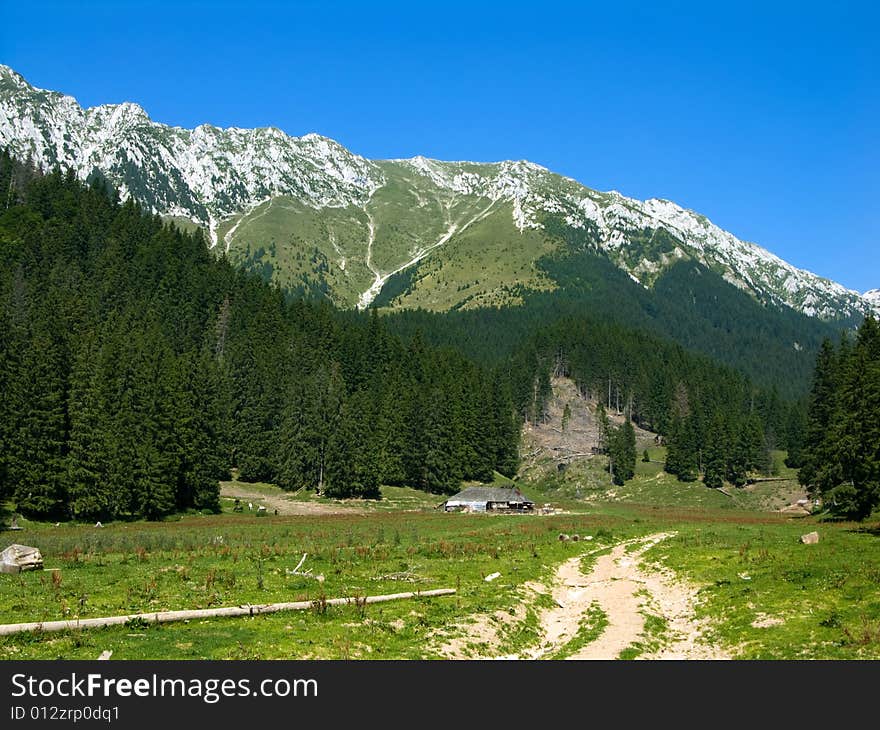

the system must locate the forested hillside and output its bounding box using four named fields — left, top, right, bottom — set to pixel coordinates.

left=0, top=153, right=520, bottom=519
left=378, top=237, right=852, bottom=400
left=0, top=151, right=805, bottom=520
